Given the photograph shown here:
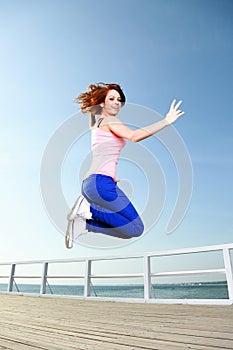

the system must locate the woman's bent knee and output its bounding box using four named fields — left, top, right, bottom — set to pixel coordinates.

left=120, top=216, right=144, bottom=238
left=133, top=218, right=144, bottom=237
